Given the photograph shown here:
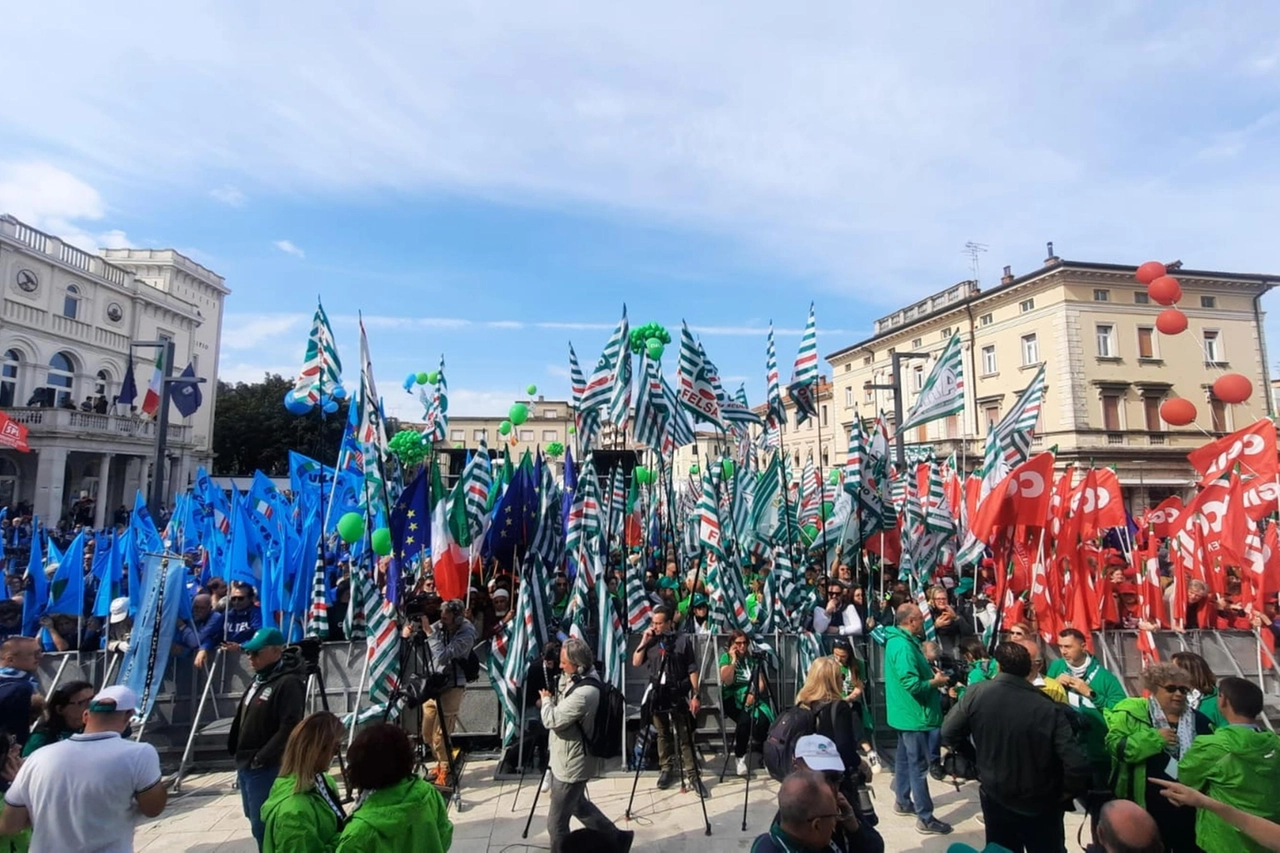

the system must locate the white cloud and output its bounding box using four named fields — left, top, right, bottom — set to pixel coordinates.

left=273, top=239, right=305, bottom=259
left=221, top=313, right=308, bottom=350
left=0, top=161, right=135, bottom=252
left=210, top=185, right=246, bottom=207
